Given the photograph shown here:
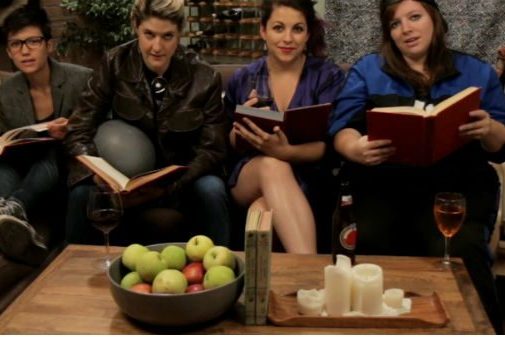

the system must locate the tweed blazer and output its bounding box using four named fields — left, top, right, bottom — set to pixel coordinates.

left=0, top=59, right=92, bottom=133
